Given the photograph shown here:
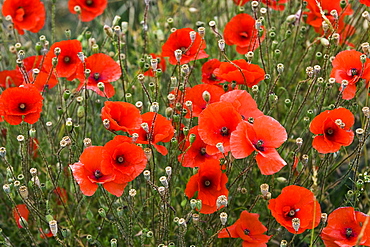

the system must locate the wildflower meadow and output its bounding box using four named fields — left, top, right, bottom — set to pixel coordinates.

left=1, top=0, right=370, bottom=246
